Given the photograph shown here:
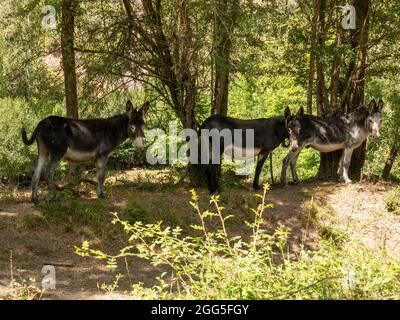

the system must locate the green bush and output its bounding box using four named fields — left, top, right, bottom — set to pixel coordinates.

left=385, top=186, right=400, bottom=215
left=76, top=185, right=400, bottom=299
left=0, top=97, right=64, bottom=179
